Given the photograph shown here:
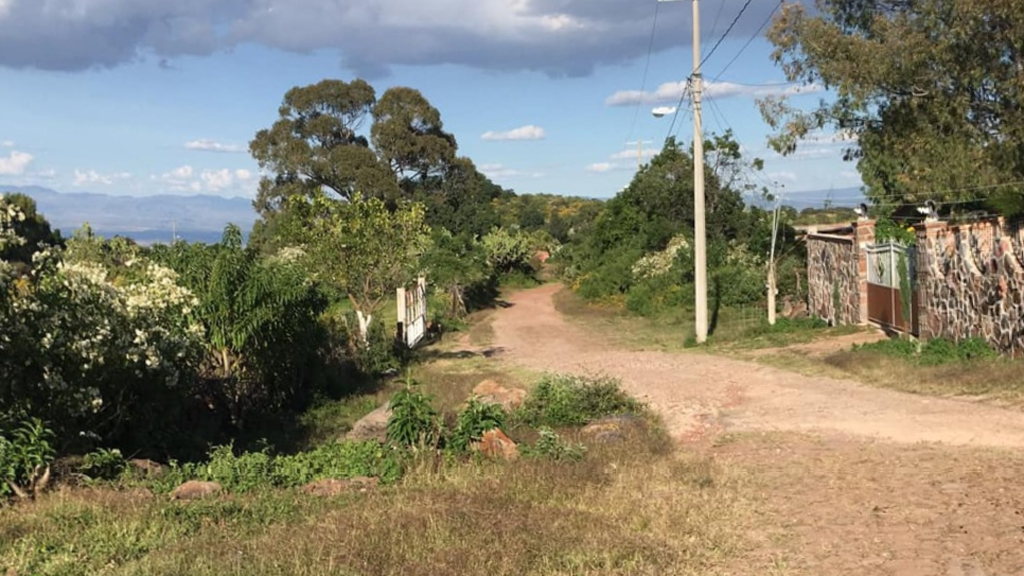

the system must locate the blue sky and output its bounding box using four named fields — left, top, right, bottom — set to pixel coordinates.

left=0, top=0, right=861, bottom=204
